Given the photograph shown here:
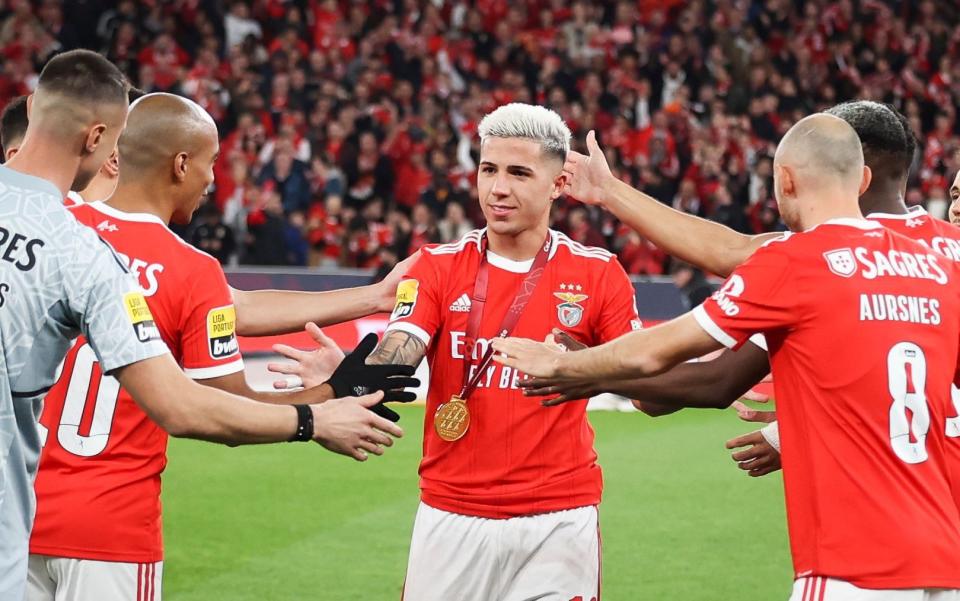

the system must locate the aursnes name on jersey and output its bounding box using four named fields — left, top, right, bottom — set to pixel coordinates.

left=825, top=247, right=948, bottom=284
